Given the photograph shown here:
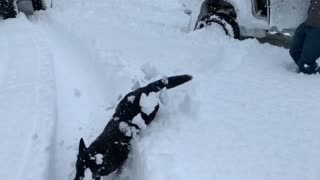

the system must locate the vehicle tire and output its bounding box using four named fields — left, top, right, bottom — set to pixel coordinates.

left=195, top=13, right=240, bottom=40
left=0, top=0, right=17, bottom=19
left=32, top=0, right=45, bottom=11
